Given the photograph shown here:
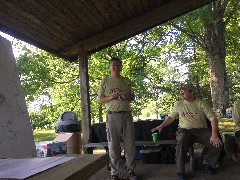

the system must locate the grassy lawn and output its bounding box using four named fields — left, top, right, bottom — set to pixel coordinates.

left=218, top=118, right=235, bottom=133
left=33, top=129, right=56, bottom=143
